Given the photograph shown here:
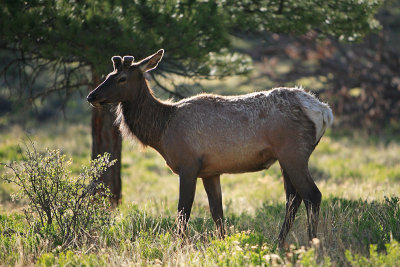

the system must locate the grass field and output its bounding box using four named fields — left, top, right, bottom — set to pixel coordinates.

left=0, top=58, right=399, bottom=265
left=1, top=117, right=400, bottom=266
